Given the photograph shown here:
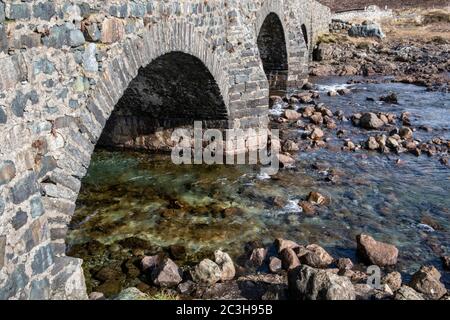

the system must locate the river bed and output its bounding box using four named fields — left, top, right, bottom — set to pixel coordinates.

left=66, top=76, right=450, bottom=295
